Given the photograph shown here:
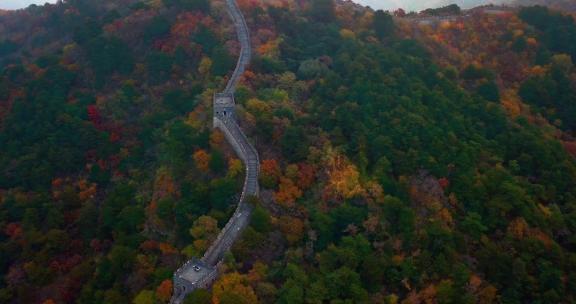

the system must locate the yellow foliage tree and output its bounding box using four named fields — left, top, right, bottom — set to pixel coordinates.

left=551, top=54, right=573, bottom=73
left=212, top=272, right=258, bottom=304
left=340, top=28, right=356, bottom=40
left=228, top=158, right=244, bottom=178
left=285, top=164, right=299, bottom=180
left=190, top=216, right=220, bottom=253
left=133, top=290, right=154, bottom=304
left=325, top=150, right=364, bottom=200
left=246, top=98, right=272, bottom=118
left=198, top=57, right=212, bottom=78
